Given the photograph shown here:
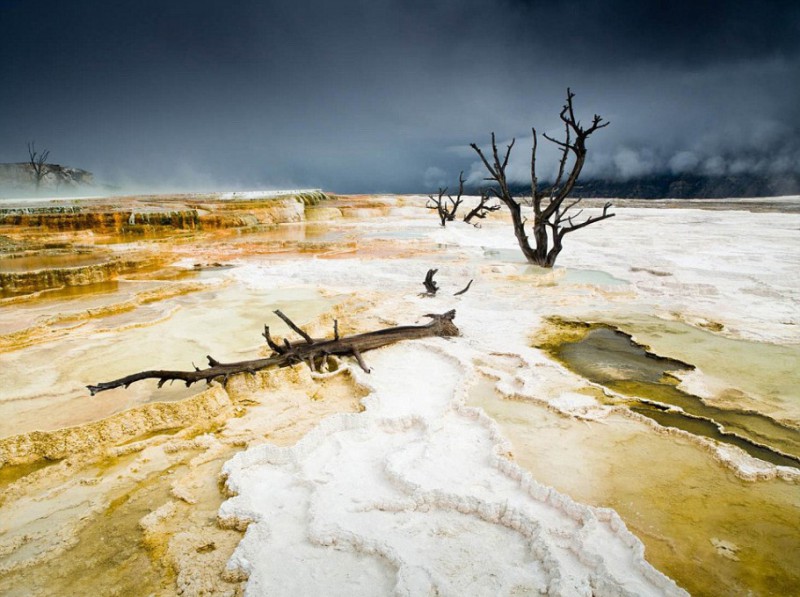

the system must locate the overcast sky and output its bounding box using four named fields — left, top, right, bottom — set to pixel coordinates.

left=1, top=0, right=798, bottom=193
